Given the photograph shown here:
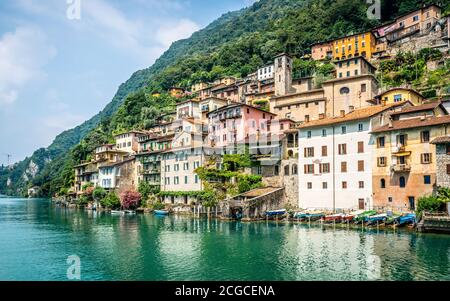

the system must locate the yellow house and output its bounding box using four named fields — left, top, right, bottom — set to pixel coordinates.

left=376, top=88, right=424, bottom=105
left=333, top=31, right=377, bottom=61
